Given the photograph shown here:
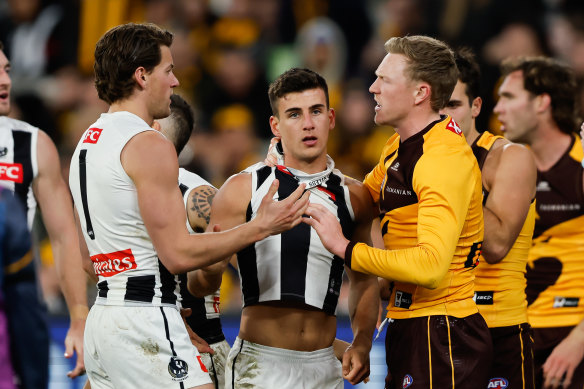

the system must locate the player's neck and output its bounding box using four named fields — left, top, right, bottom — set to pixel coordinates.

left=283, top=154, right=328, bottom=175
left=109, top=98, right=154, bottom=126
left=464, top=126, right=480, bottom=146
left=395, top=110, right=441, bottom=142
left=529, top=126, right=572, bottom=171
